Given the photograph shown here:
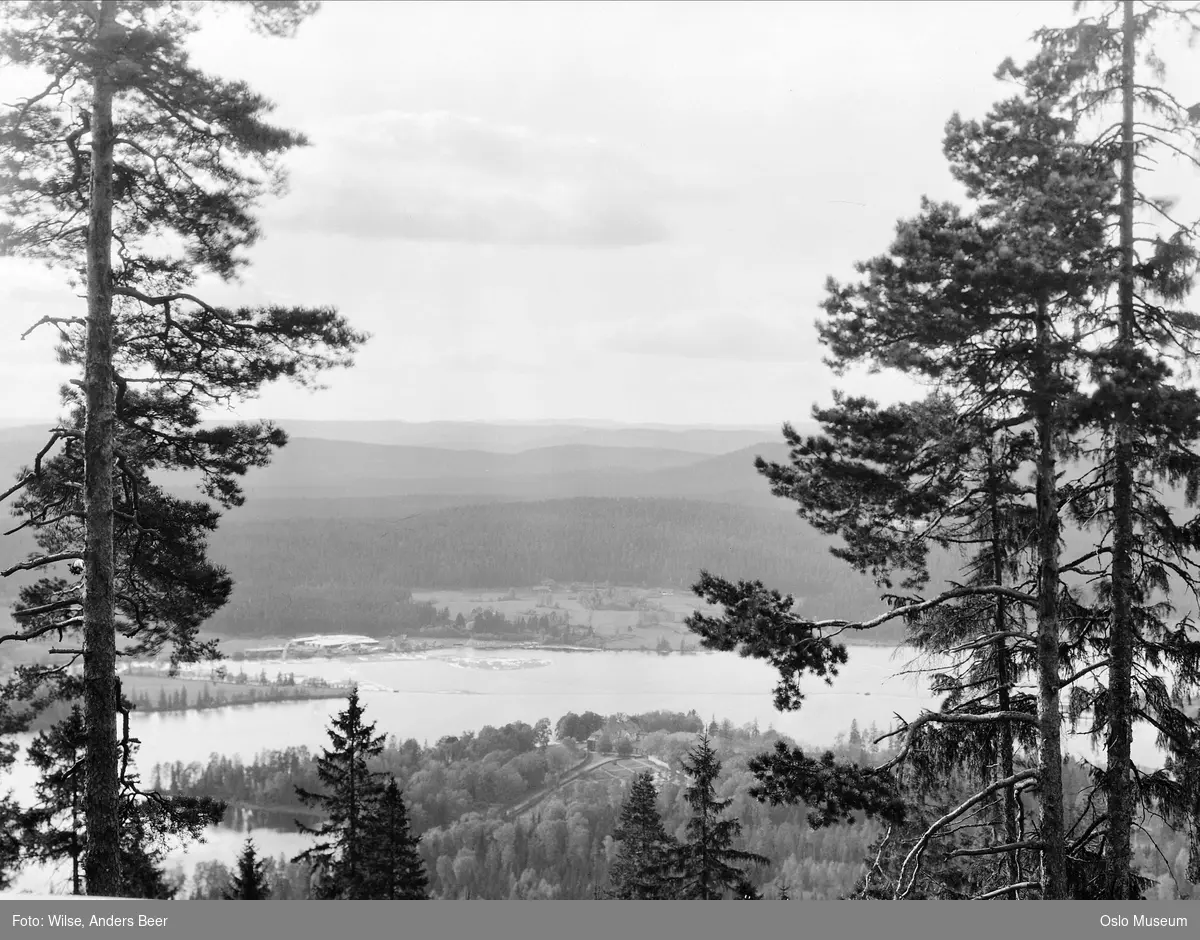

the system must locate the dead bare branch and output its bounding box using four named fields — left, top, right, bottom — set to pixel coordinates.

left=894, top=768, right=1040, bottom=898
